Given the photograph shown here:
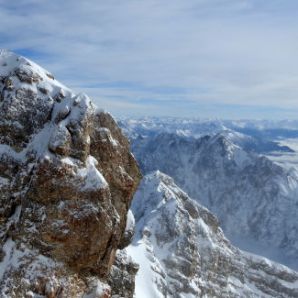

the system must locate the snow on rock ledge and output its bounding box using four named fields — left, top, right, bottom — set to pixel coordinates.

left=0, top=50, right=141, bottom=297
